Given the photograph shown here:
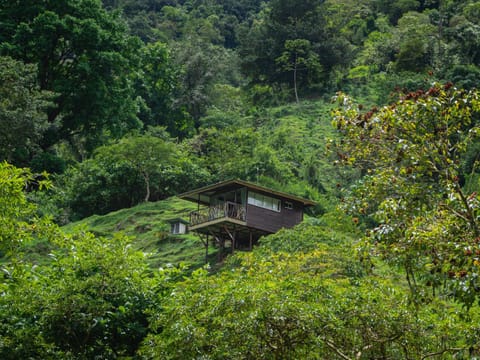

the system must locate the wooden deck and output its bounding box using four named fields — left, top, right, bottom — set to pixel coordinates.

left=189, top=202, right=246, bottom=230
